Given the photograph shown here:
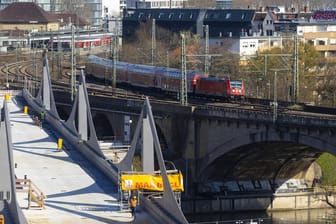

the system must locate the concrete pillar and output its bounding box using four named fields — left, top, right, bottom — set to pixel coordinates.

left=142, top=116, right=154, bottom=173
